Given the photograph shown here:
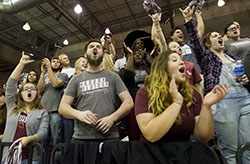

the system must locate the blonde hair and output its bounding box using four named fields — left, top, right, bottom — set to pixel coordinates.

left=144, top=50, right=195, bottom=125
left=102, top=53, right=119, bottom=72
left=74, top=57, right=87, bottom=73
left=11, top=83, right=44, bottom=115
left=58, top=53, right=68, bottom=61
